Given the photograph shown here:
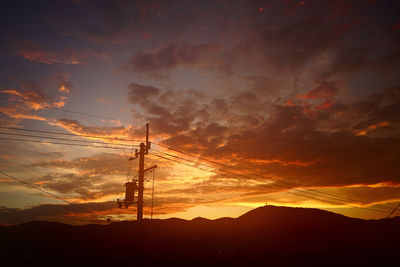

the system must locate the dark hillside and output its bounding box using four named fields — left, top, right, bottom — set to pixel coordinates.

left=1, top=205, right=398, bottom=266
